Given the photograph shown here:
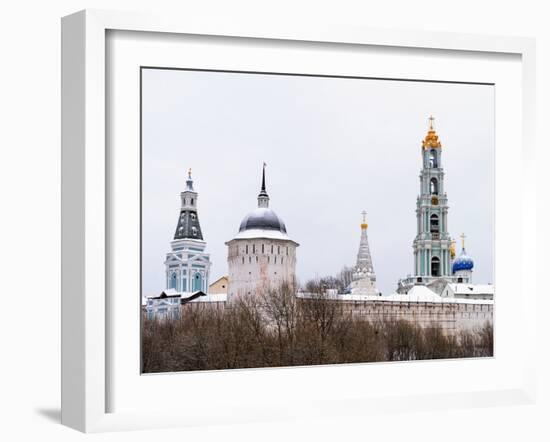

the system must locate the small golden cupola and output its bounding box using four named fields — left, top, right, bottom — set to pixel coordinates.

left=422, top=115, right=442, bottom=149
left=361, top=210, right=368, bottom=230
